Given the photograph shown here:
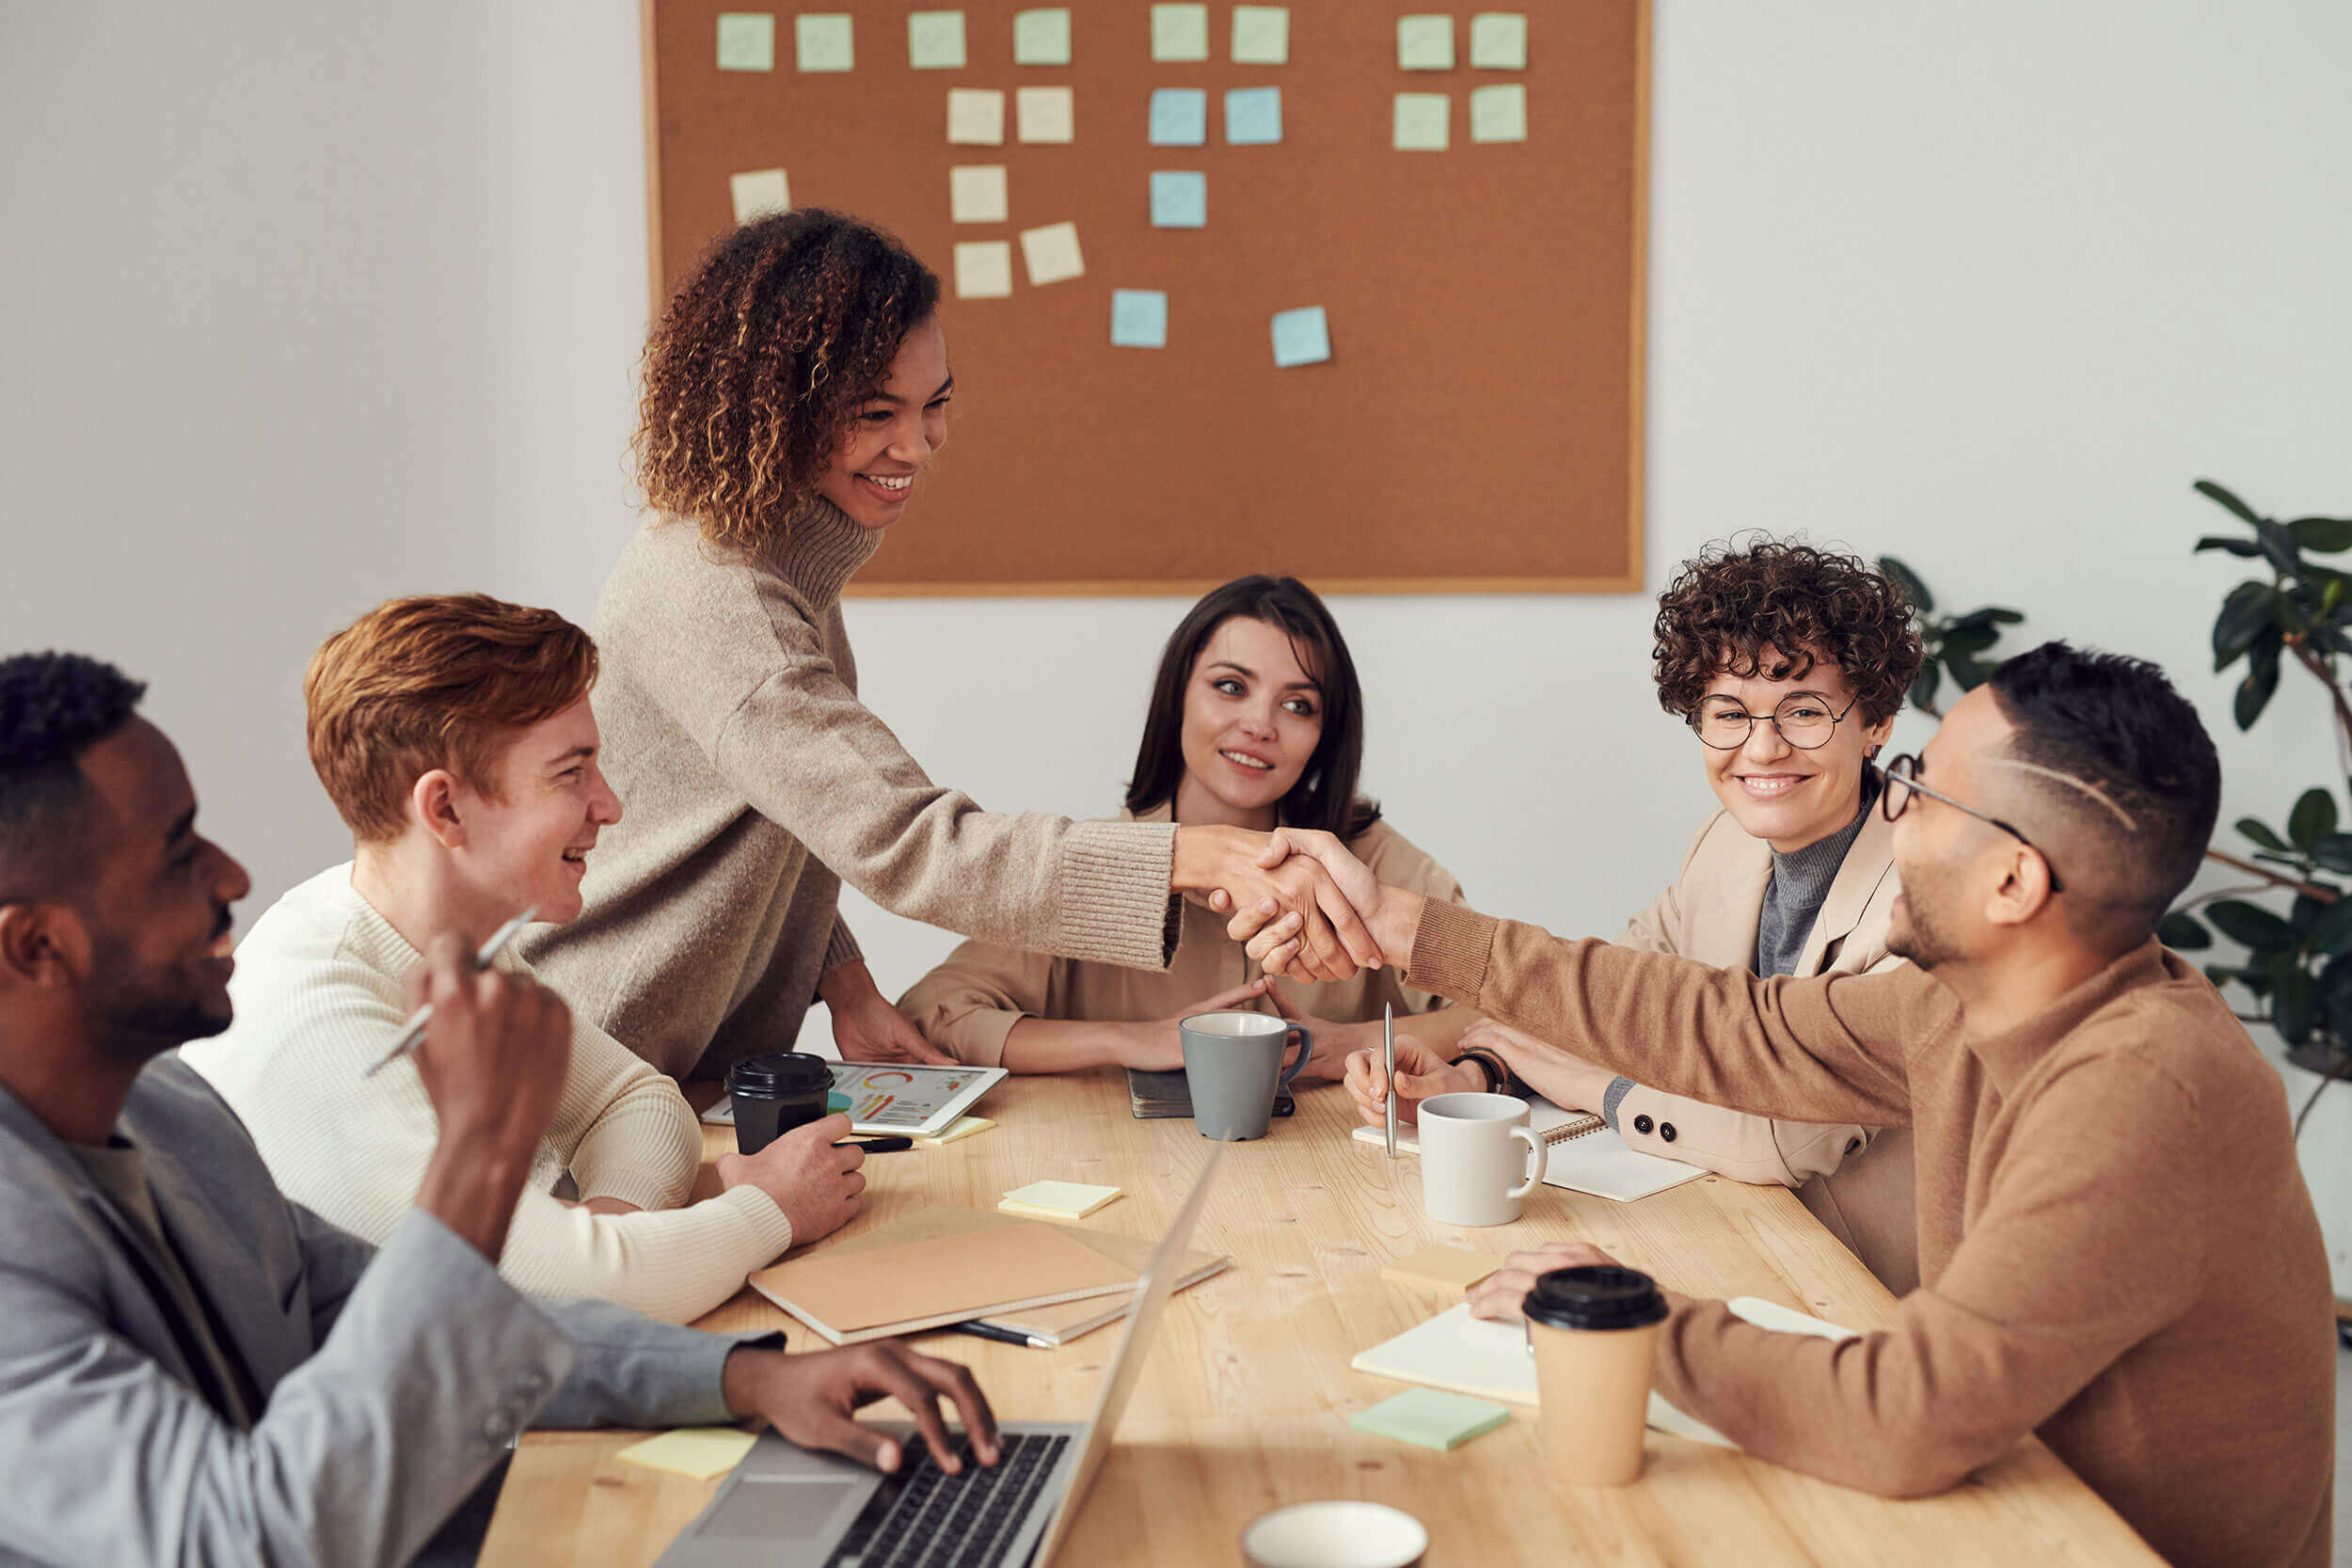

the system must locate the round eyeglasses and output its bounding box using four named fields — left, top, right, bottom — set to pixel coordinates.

left=1878, top=753, right=2066, bottom=893
left=1689, top=692, right=1859, bottom=752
